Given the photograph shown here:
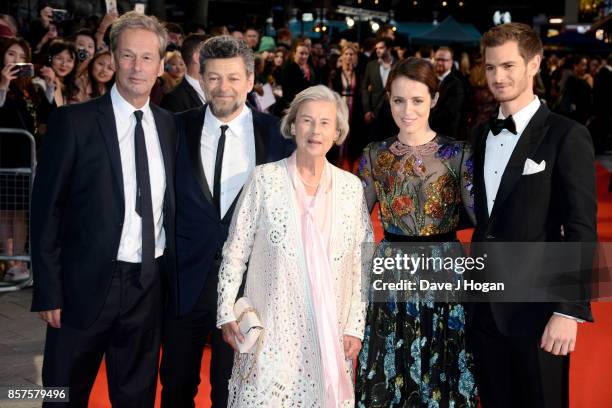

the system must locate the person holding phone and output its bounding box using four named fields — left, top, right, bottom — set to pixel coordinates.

left=0, top=37, right=54, bottom=136
left=0, top=37, right=54, bottom=282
